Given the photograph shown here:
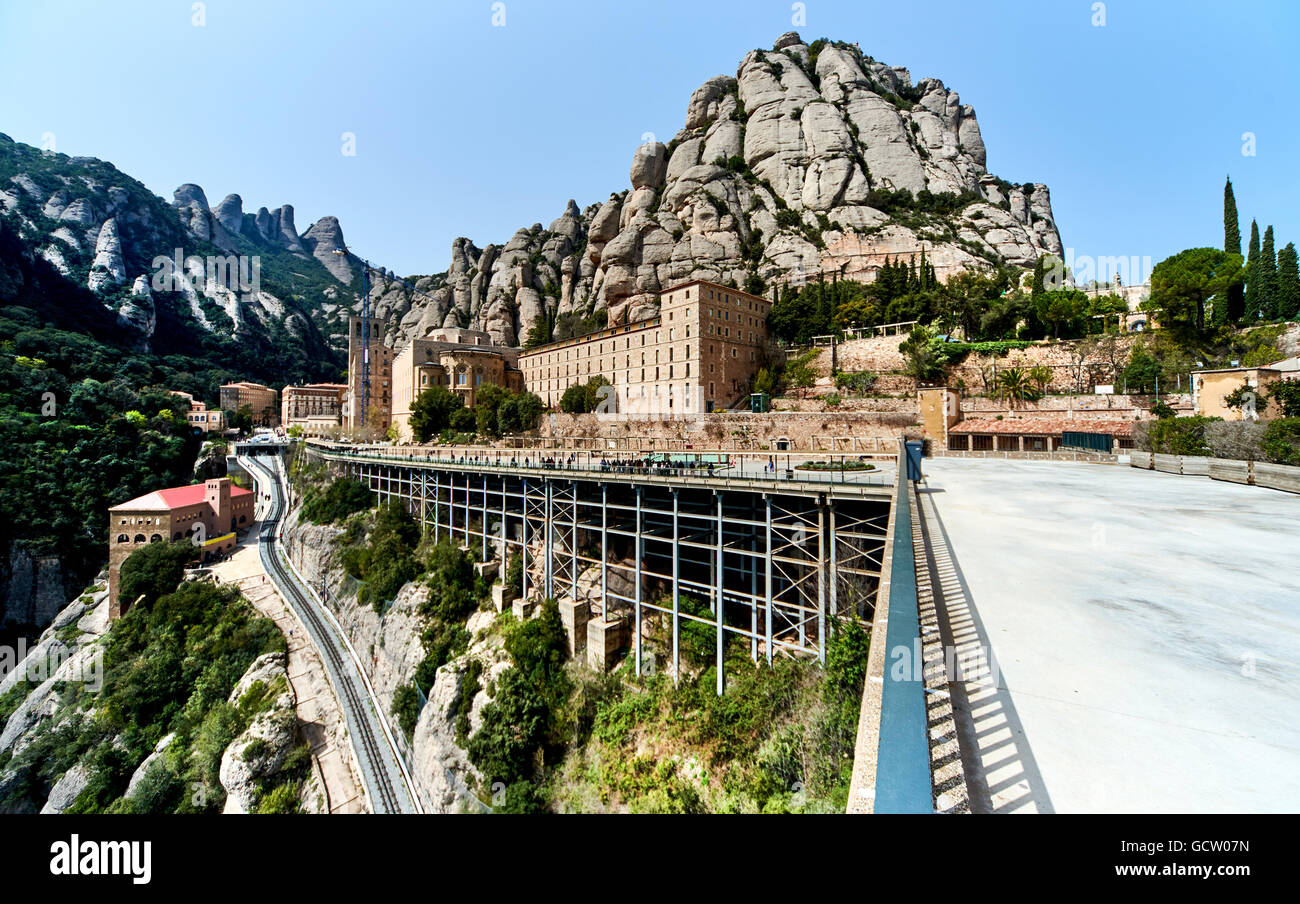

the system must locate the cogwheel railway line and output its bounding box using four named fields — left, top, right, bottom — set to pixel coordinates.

left=240, top=452, right=417, bottom=815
